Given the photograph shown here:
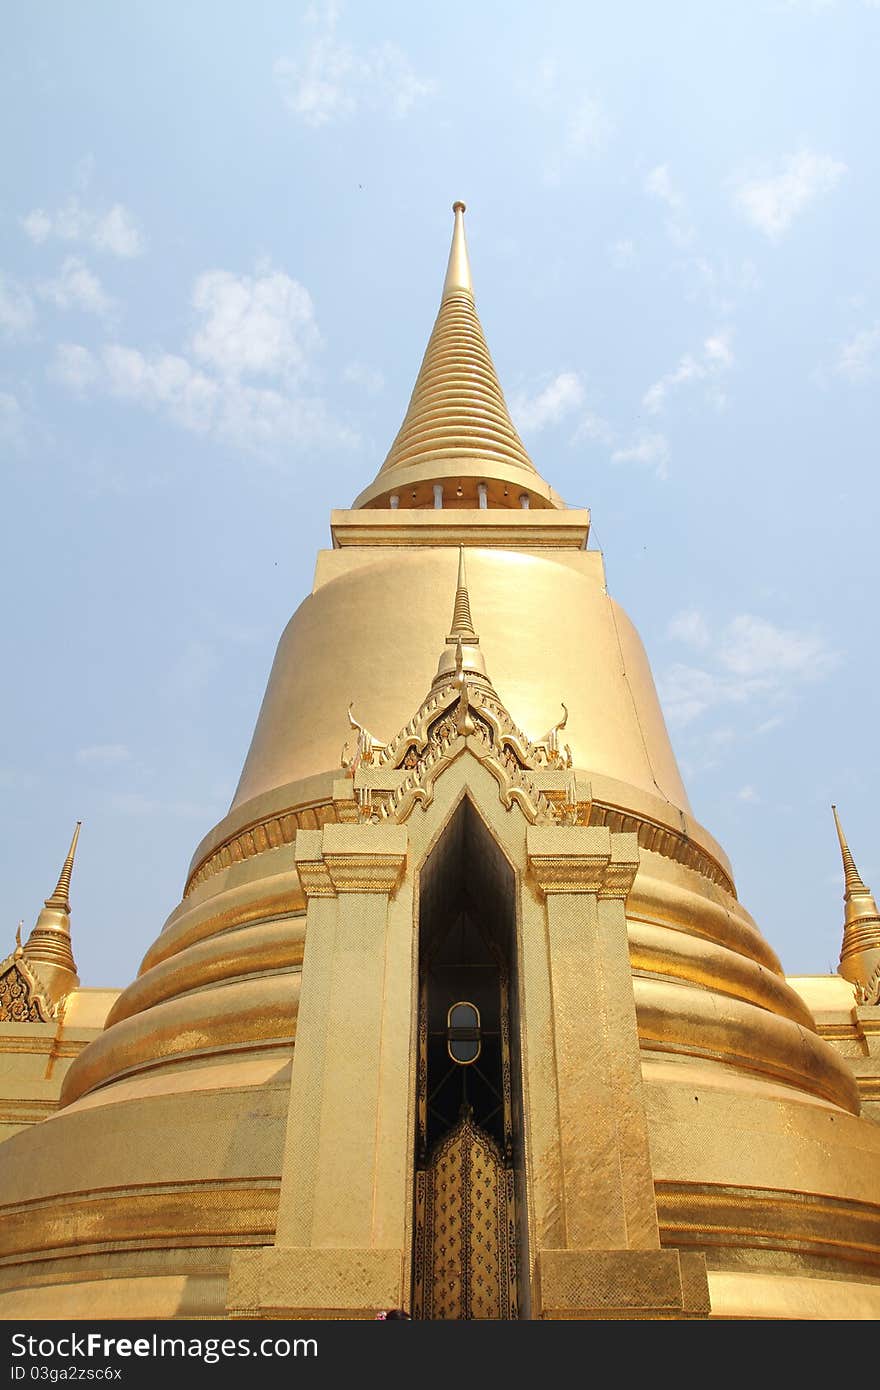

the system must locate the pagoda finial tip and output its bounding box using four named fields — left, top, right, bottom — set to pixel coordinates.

left=442, top=200, right=473, bottom=299
left=452, top=200, right=466, bottom=214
